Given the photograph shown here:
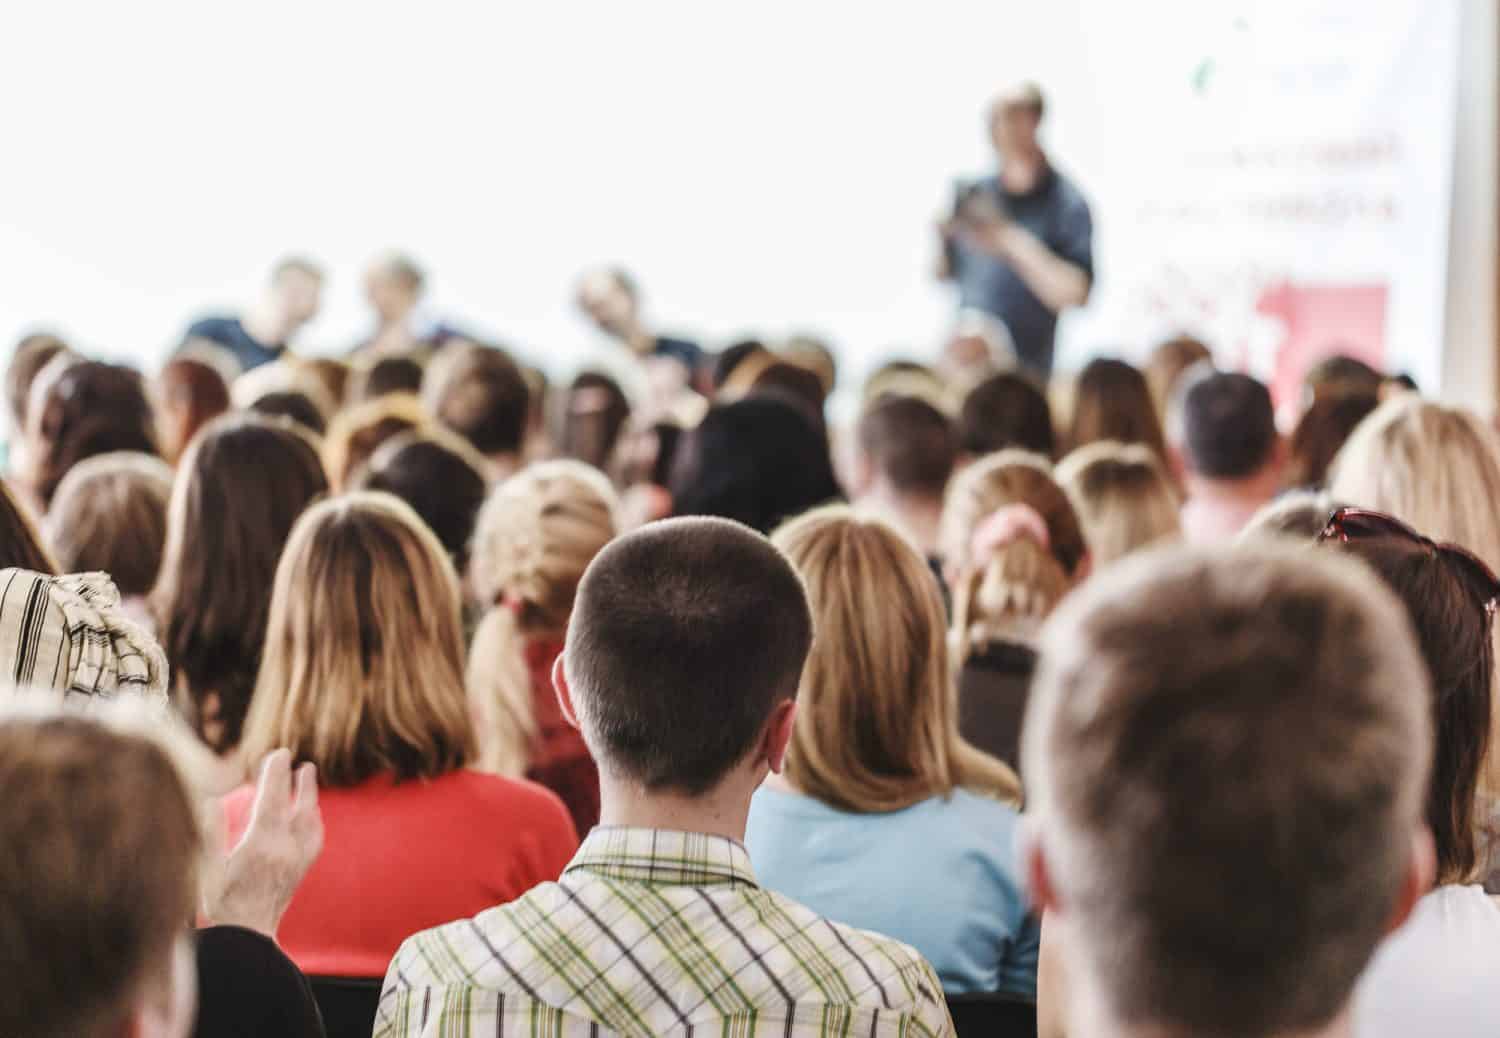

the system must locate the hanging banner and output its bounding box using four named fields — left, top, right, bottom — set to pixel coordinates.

left=1061, top=0, right=1461, bottom=403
